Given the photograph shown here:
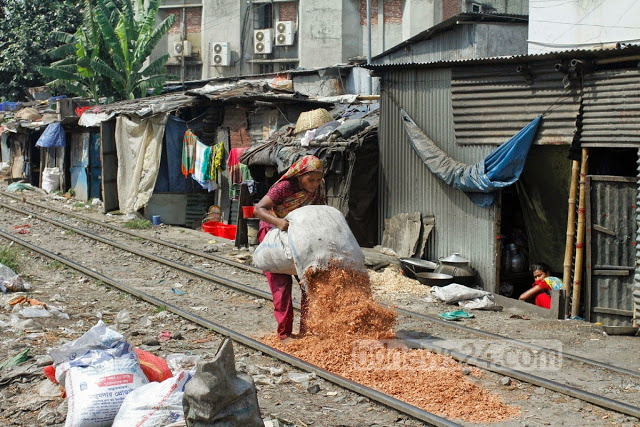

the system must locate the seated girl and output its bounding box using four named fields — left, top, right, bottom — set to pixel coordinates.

left=518, top=262, right=563, bottom=309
